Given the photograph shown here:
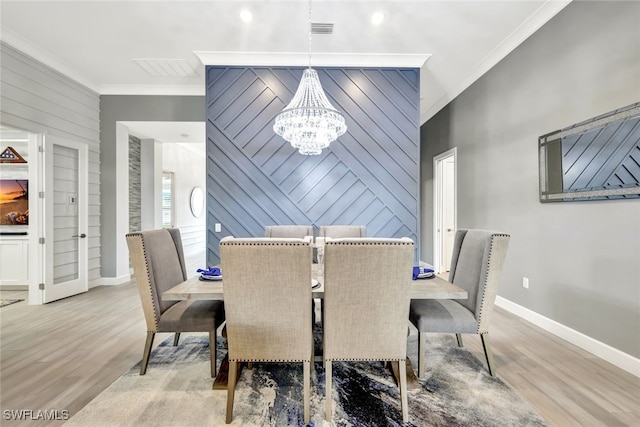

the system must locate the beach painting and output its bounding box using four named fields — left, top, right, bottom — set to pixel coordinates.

left=0, top=179, right=29, bottom=225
